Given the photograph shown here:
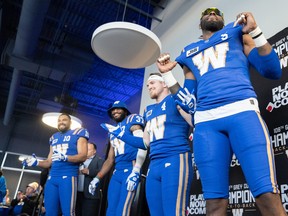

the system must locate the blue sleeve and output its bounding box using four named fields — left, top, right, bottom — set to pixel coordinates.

left=127, top=114, right=145, bottom=129
left=76, top=128, right=90, bottom=140
left=183, top=79, right=197, bottom=95
left=121, top=133, right=147, bottom=150
left=248, top=48, right=282, bottom=79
